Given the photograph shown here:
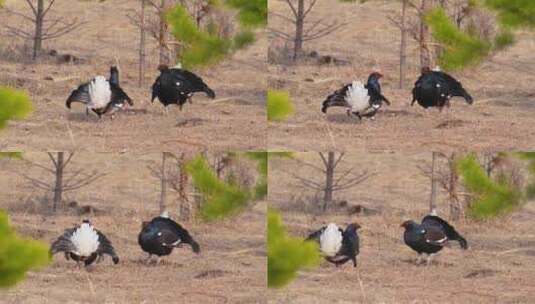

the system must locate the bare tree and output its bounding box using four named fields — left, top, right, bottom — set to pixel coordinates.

left=429, top=151, right=438, bottom=214
left=148, top=152, right=172, bottom=213
left=4, top=0, right=85, bottom=59
left=289, top=152, right=373, bottom=212
left=399, top=0, right=408, bottom=88
left=20, top=152, right=105, bottom=212
left=419, top=152, right=464, bottom=220
left=167, top=153, right=192, bottom=220
left=139, top=0, right=147, bottom=87
left=269, top=0, right=348, bottom=60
